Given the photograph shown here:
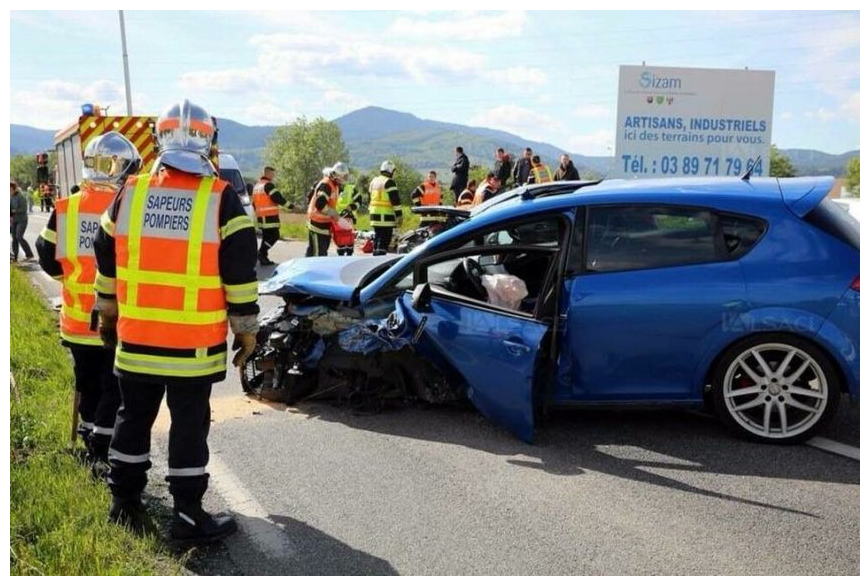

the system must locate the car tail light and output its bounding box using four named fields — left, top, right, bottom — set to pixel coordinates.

left=851, top=276, right=859, bottom=292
